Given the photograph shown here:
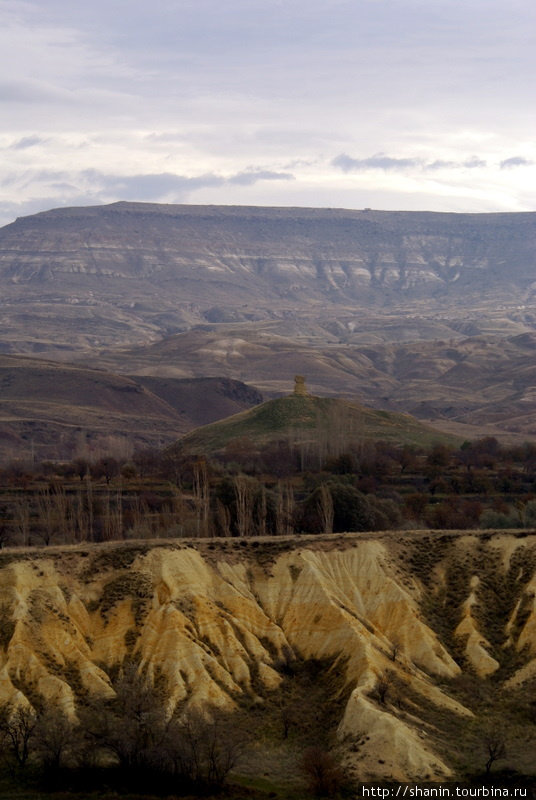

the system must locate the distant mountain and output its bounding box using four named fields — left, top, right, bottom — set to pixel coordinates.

left=0, top=201, right=535, bottom=354
left=0, top=201, right=534, bottom=444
